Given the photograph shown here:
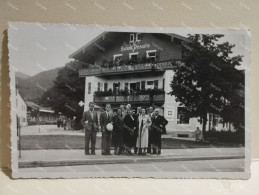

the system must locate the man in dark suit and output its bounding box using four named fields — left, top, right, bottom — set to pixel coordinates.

left=81, top=102, right=98, bottom=155
left=100, top=104, right=113, bottom=155
left=151, top=108, right=168, bottom=155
